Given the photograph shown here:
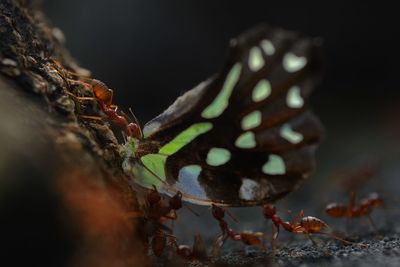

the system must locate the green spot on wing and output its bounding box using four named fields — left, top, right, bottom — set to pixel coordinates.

left=241, top=111, right=262, bottom=130
left=235, top=132, right=256, bottom=149
left=177, top=165, right=207, bottom=198
left=287, top=86, right=304, bottom=108
left=201, top=63, right=241, bottom=119
left=178, top=165, right=202, bottom=181
left=283, top=52, right=307, bottom=73
left=261, top=39, right=275, bottom=56
left=159, top=122, right=213, bottom=155
left=280, top=124, right=303, bottom=144
left=252, top=80, right=271, bottom=102
left=206, top=147, right=231, bottom=166
left=249, top=47, right=265, bottom=72
left=262, top=154, right=286, bottom=175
